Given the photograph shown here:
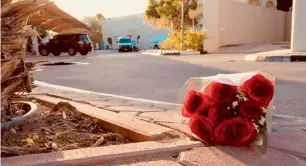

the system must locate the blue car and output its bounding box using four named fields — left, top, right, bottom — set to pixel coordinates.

left=149, top=35, right=168, bottom=49
left=118, top=36, right=133, bottom=52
